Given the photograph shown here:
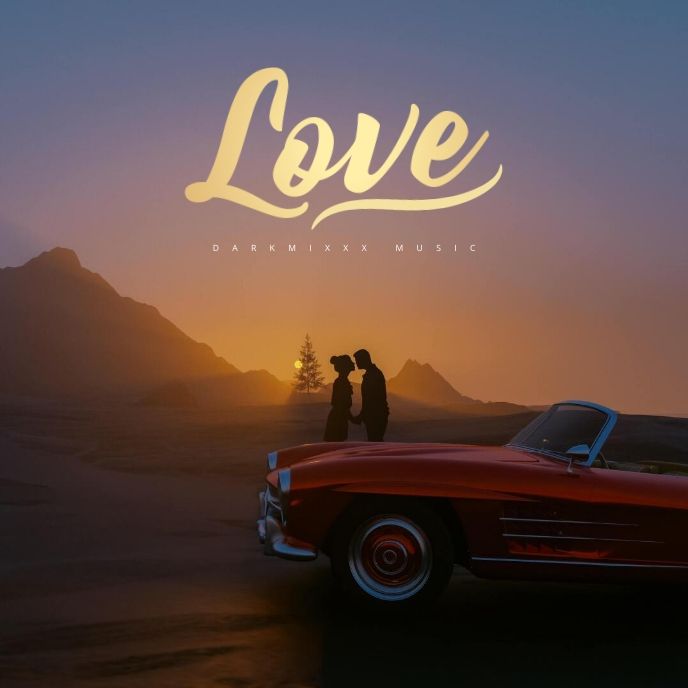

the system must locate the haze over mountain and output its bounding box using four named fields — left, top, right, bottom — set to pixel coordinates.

left=0, top=247, right=239, bottom=397
left=0, top=248, right=529, bottom=412
left=388, top=359, right=480, bottom=406
left=387, top=359, right=529, bottom=415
